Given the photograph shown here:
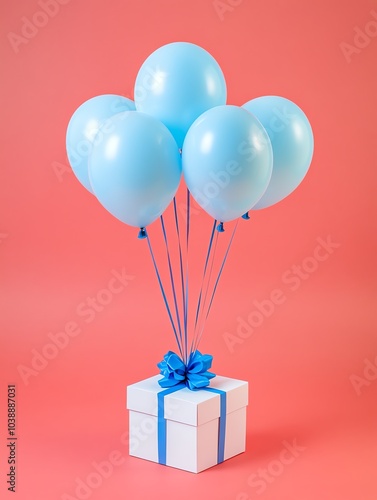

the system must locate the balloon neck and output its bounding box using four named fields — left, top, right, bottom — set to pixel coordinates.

left=179, top=148, right=182, bottom=156
left=216, top=222, right=225, bottom=233
left=138, top=227, right=147, bottom=239
left=242, top=212, right=250, bottom=220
